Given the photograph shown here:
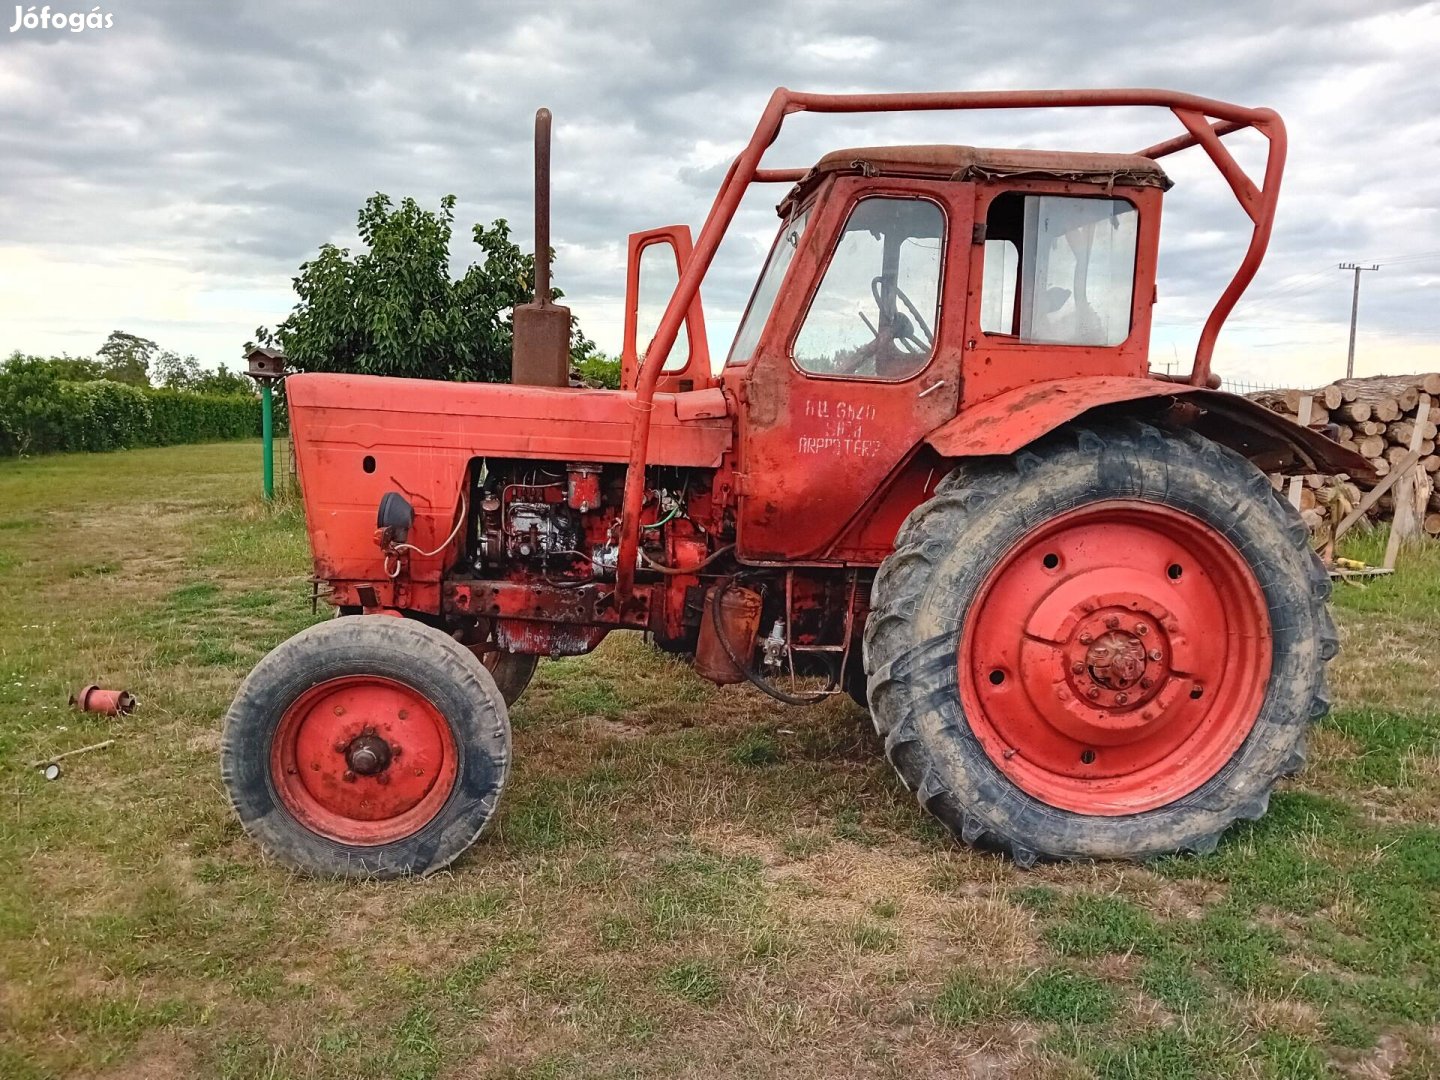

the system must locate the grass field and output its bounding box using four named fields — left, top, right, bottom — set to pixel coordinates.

left=2, top=439, right=1438, bottom=1079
